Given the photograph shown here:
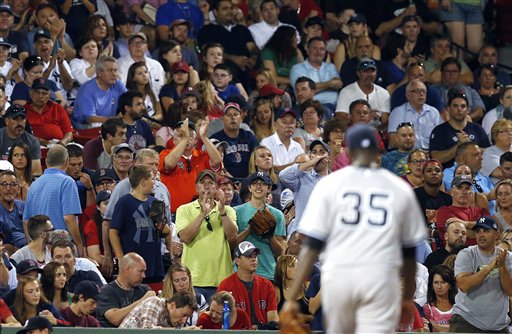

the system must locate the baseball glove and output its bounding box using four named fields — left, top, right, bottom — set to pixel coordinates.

left=279, top=306, right=310, bottom=334
left=149, top=200, right=167, bottom=234
left=249, top=209, right=276, bottom=239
